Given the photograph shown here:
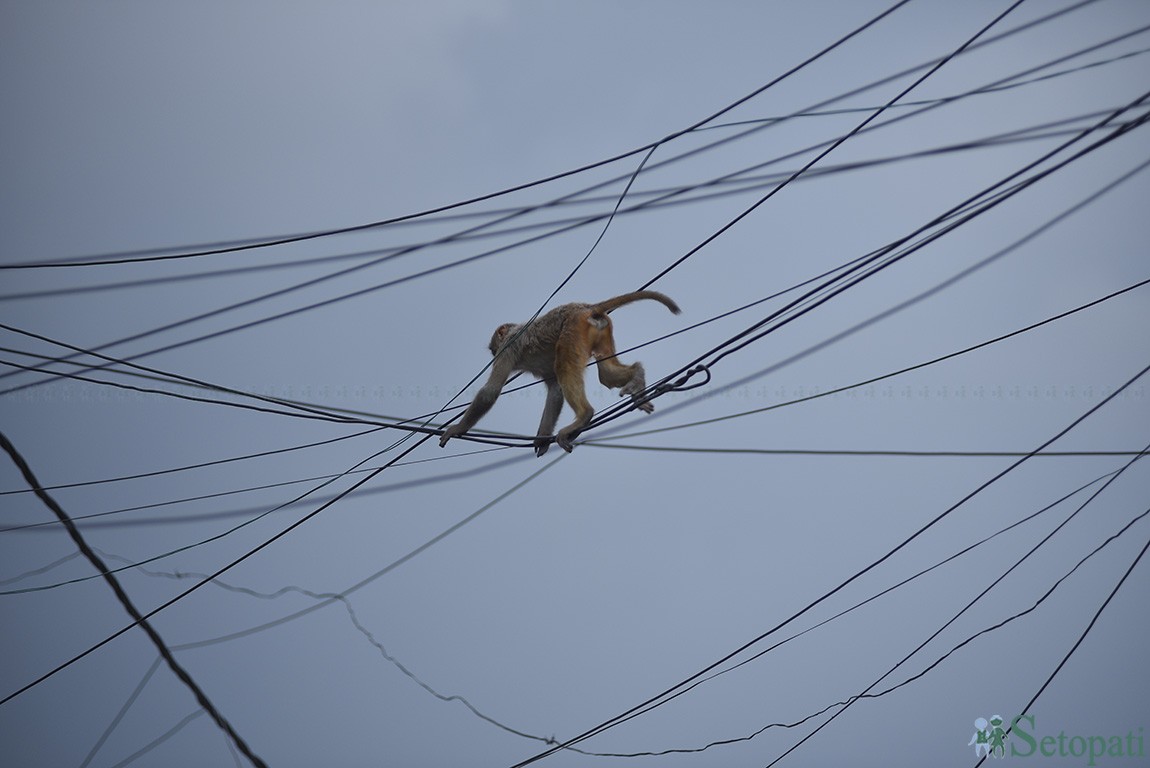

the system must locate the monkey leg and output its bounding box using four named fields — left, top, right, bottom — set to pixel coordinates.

left=591, top=325, right=654, bottom=413
left=534, top=379, right=565, bottom=457
left=554, top=350, right=594, bottom=453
